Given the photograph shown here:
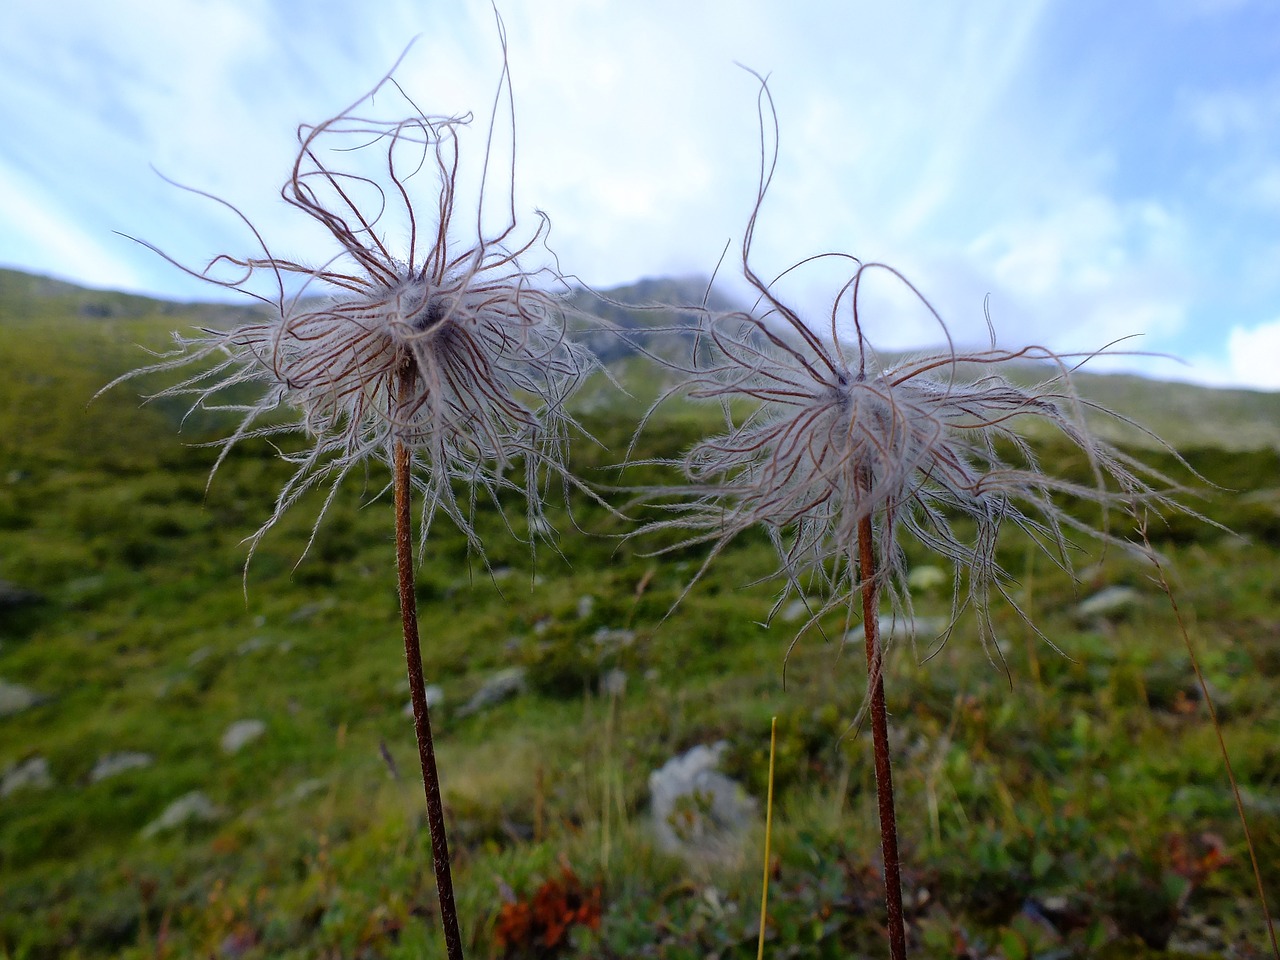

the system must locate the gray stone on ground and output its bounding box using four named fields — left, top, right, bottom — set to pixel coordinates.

left=141, top=790, right=223, bottom=837
left=908, top=565, right=949, bottom=592
left=457, top=667, right=526, bottom=718
left=599, top=668, right=627, bottom=698
left=0, top=679, right=45, bottom=719
left=0, top=580, right=42, bottom=608
left=277, top=778, right=327, bottom=807
left=1, top=756, right=53, bottom=797
left=649, top=741, right=757, bottom=862
left=402, top=684, right=445, bottom=718
left=591, top=627, right=636, bottom=650
left=576, top=594, right=595, bottom=619
left=186, top=645, right=213, bottom=667
left=220, top=719, right=266, bottom=754
left=844, top=615, right=950, bottom=644
left=236, top=636, right=268, bottom=656
left=779, top=598, right=811, bottom=623
left=90, top=752, right=154, bottom=783
left=1074, top=585, right=1141, bottom=620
